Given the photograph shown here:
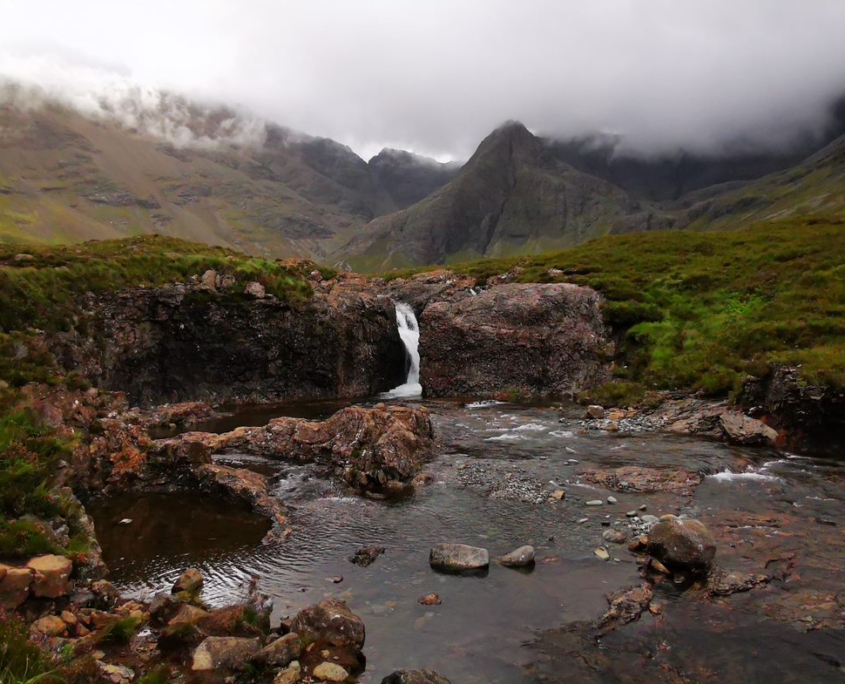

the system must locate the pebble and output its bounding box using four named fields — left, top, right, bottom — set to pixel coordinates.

left=586, top=500, right=603, bottom=506
left=577, top=518, right=589, bottom=524
left=626, top=510, right=637, bottom=517
left=639, top=504, right=648, bottom=511
left=641, top=514, right=660, bottom=525
left=312, top=662, right=349, bottom=682
left=550, top=490, right=565, bottom=501
left=594, top=547, right=610, bottom=561
left=607, top=496, right=618, bottom=504
left=602, top=529, right=628, bottom=544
